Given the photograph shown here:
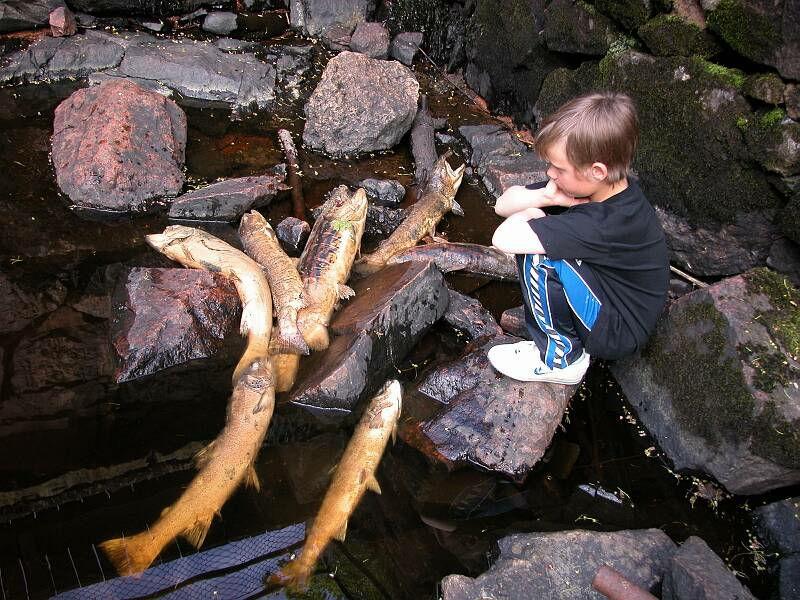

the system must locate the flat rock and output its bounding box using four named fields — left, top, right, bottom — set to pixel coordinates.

left=390, top=32, right=422, bottom=66
left=111, top=267, right=241, bottom=383
left=359, top=178, right=405, bottom=205
left=442, top=288, right=502, bottom=341
left=289, top=261, right=448, bottom=414
left=168, top=173, right=287, bottom=221
left=52, top=79, right=187, bottom=212
left=611, top=269, right=800, bottom=494
left=0, top=272, right=67, bottom=335
left=289, top=0, right=371, bottom=36
left=0, top=0, right=64, bottom=33
left=403, top=335, right=578, bottom=480
left=202, top=11, right=238, bottom=35
left=441, top=529, right=676, bottom=600
left=349, top=21, right=389, bottom=59
left=303, top=51, right=418, bottom=157
left=662, top=536, right=756, bottom=599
